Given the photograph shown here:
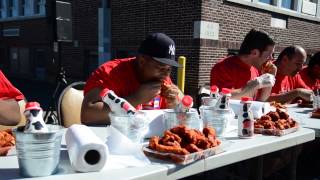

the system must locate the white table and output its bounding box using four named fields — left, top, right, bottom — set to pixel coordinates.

left=287, top=105, right=320, bottom=137
left=0, top=125, right=315, bottom=180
